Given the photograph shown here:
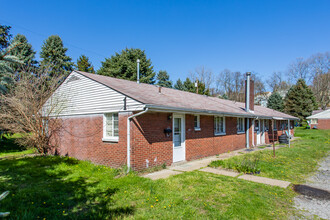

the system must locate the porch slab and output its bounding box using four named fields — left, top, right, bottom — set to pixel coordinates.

left=169, top=157, right=217, bottom=172
left=238, top=174, right=291, bottom=188
left=143, top=169, right=182, bottom=180
left=200, top=167, right=239, bottom=177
